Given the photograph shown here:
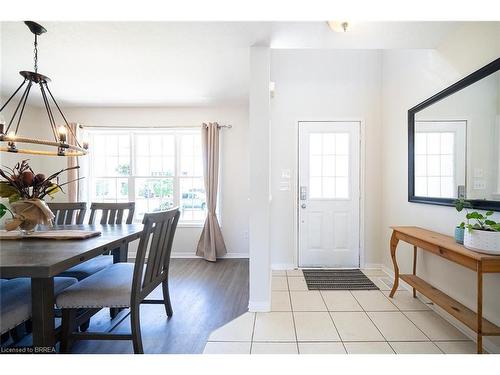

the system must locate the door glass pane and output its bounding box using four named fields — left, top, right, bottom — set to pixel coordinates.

left=335, top=133, right=349, bottom=155
left=335, top=155, right=348, bottom=177
left=335, top=177, right=349, bottom=198
left=322, top=177, right=335, bottom=198
left=308, top=132, right=350, bottom=199
left=309, top=134, right=322, bottom=154
left=310, top=177, right=322, bottom=198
